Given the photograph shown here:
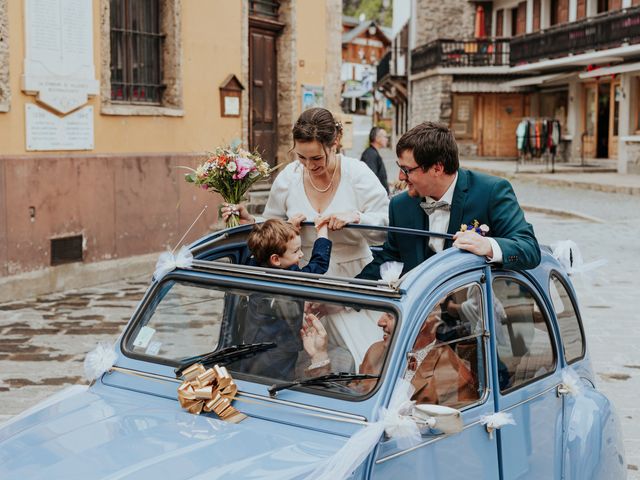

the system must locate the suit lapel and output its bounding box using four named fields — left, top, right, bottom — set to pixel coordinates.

left=445, top=169, right=469, bottom=249
left=414, top=197, right=428, bottom=264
